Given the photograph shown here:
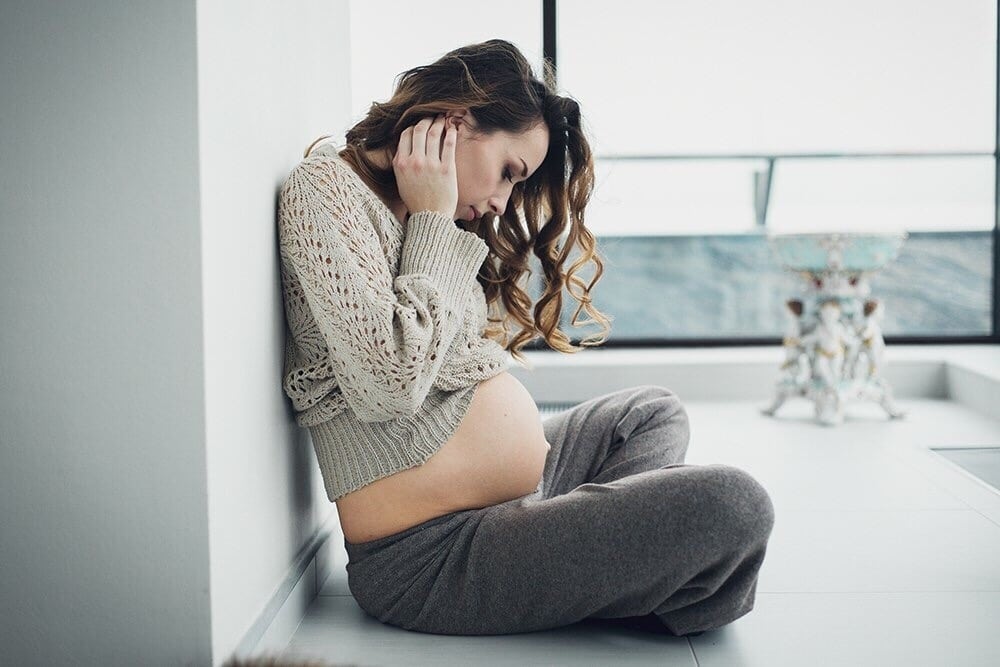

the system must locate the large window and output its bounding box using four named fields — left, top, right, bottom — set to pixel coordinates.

left=347, top=1, right=997, bottom=344
left=553, top=0, right=996, bottom=344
